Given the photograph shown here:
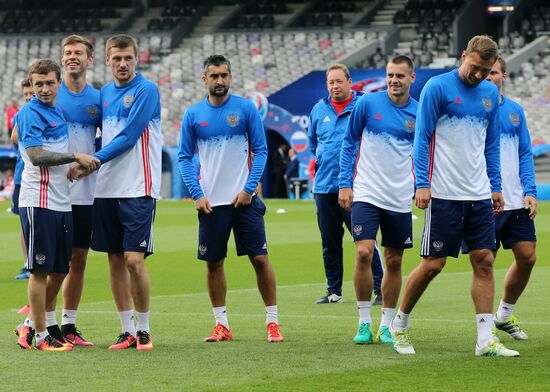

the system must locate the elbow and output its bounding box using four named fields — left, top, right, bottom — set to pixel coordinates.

left=26, top=152, right=41, bottom=166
